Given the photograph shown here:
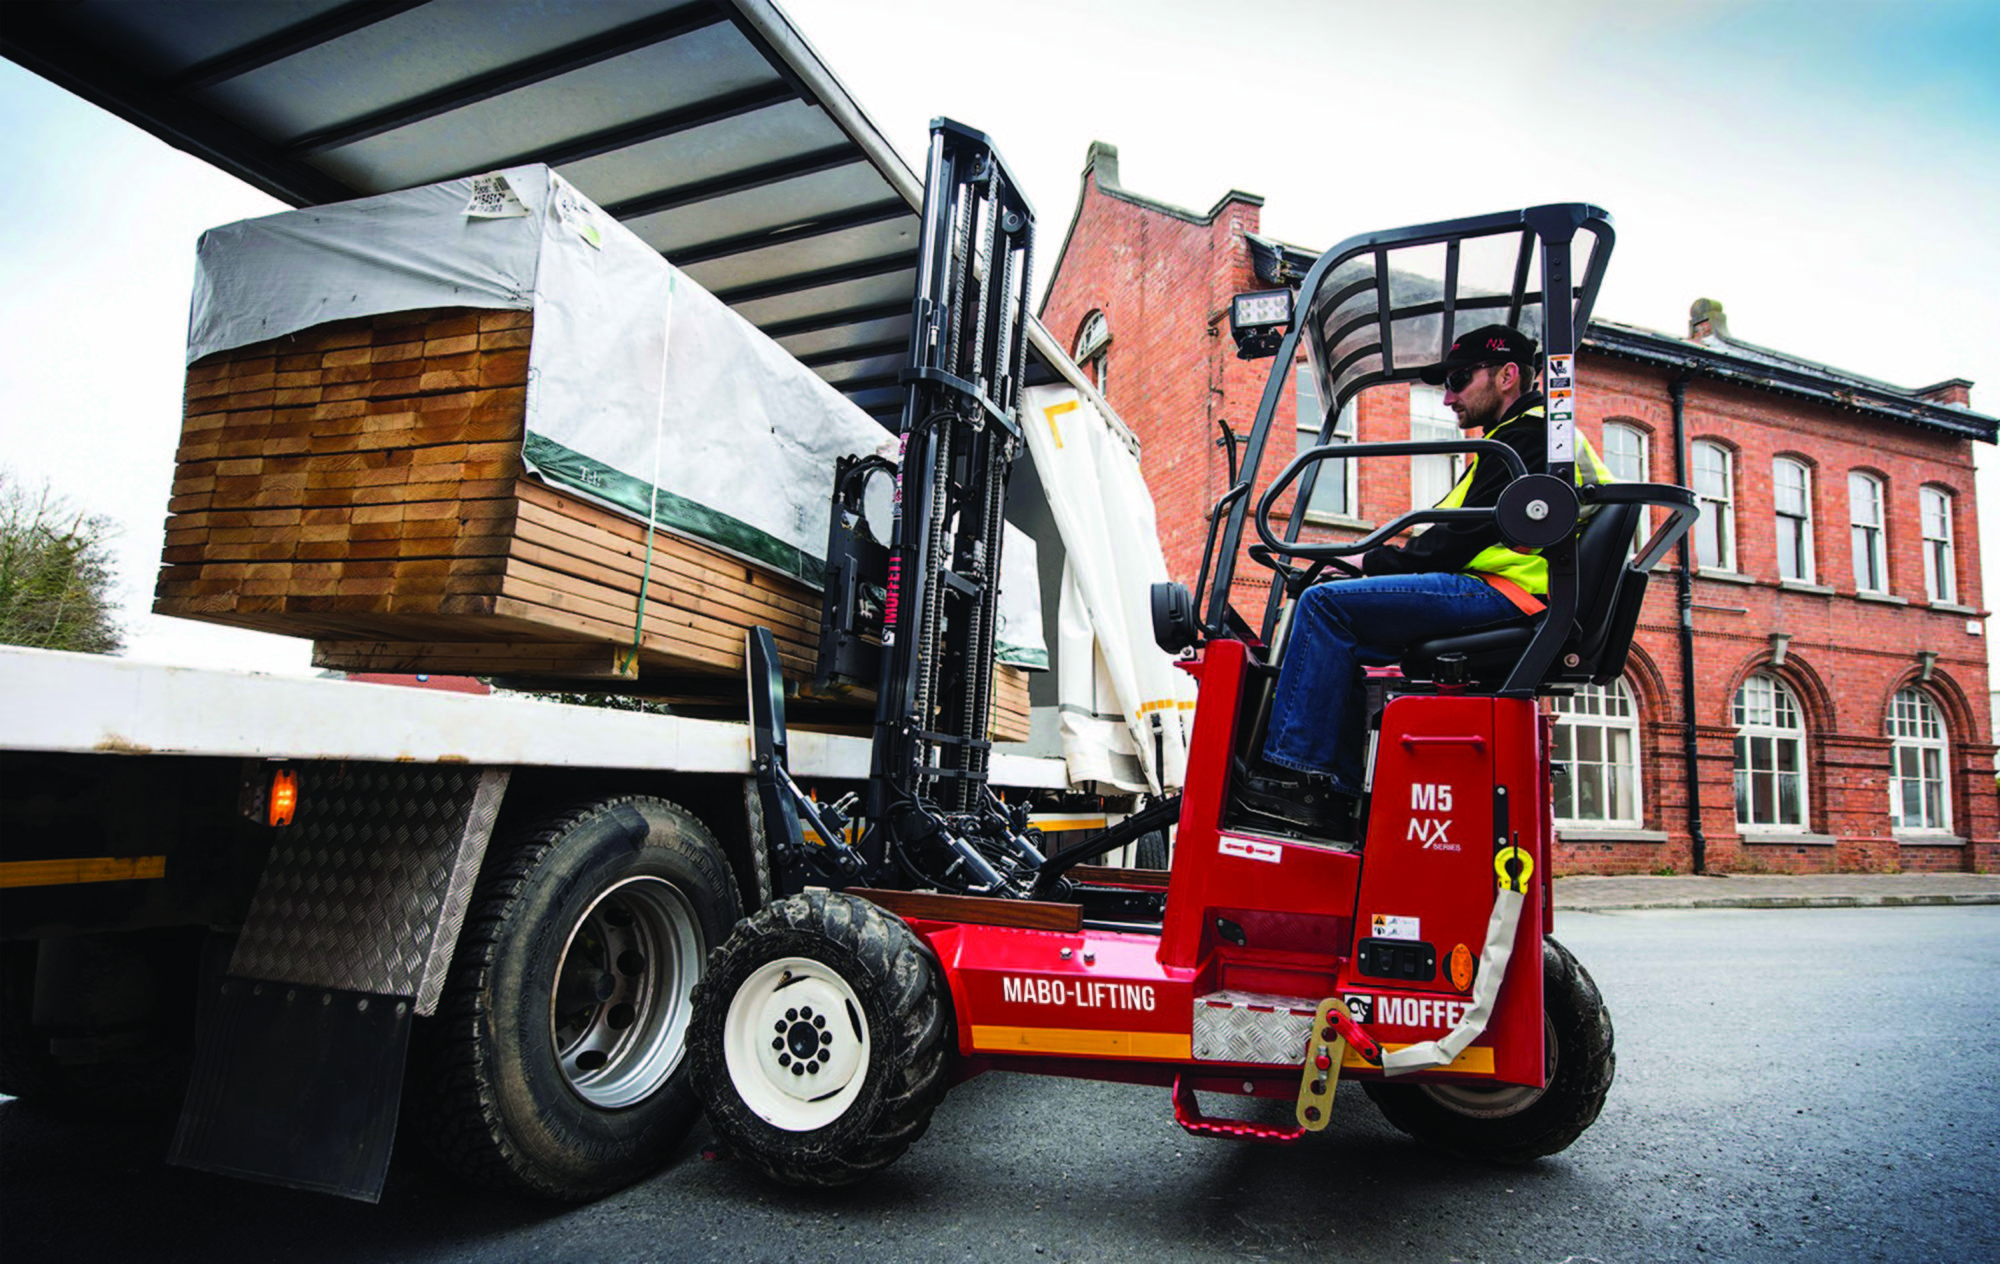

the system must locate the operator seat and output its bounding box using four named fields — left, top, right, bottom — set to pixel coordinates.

left=1400, top=500, right=1647, bottom=689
